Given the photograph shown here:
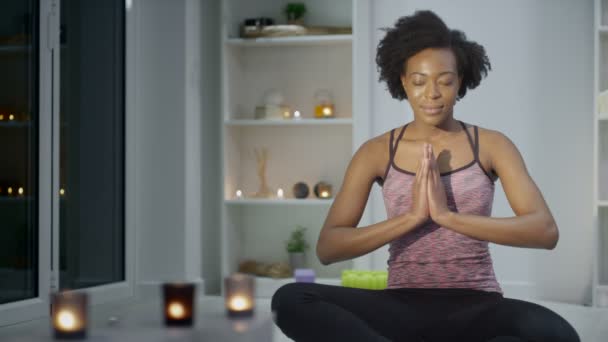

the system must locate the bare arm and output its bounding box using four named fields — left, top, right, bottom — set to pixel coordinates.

left=434, top=131, right=558, bottom=249
left=316, top=138, right=428, bottom=265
